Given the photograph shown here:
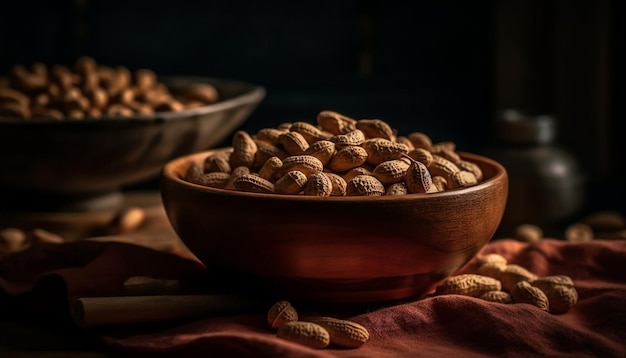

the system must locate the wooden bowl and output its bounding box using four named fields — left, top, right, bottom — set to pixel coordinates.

left=0, top=77, right=265, bottom=211
left=161, top=149, right=508, bottom=303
